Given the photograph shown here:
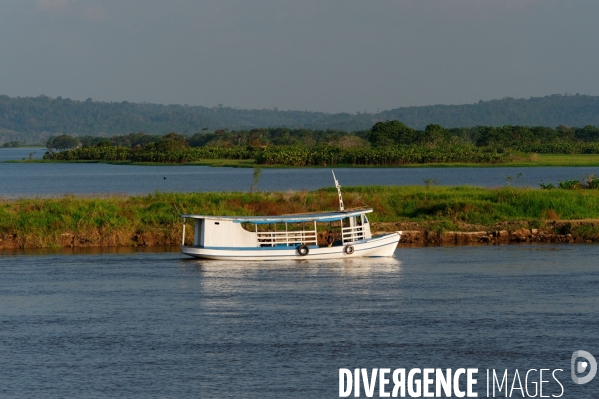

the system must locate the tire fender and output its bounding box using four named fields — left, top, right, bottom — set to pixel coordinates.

left=297, top=244, right=309, bottom=256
